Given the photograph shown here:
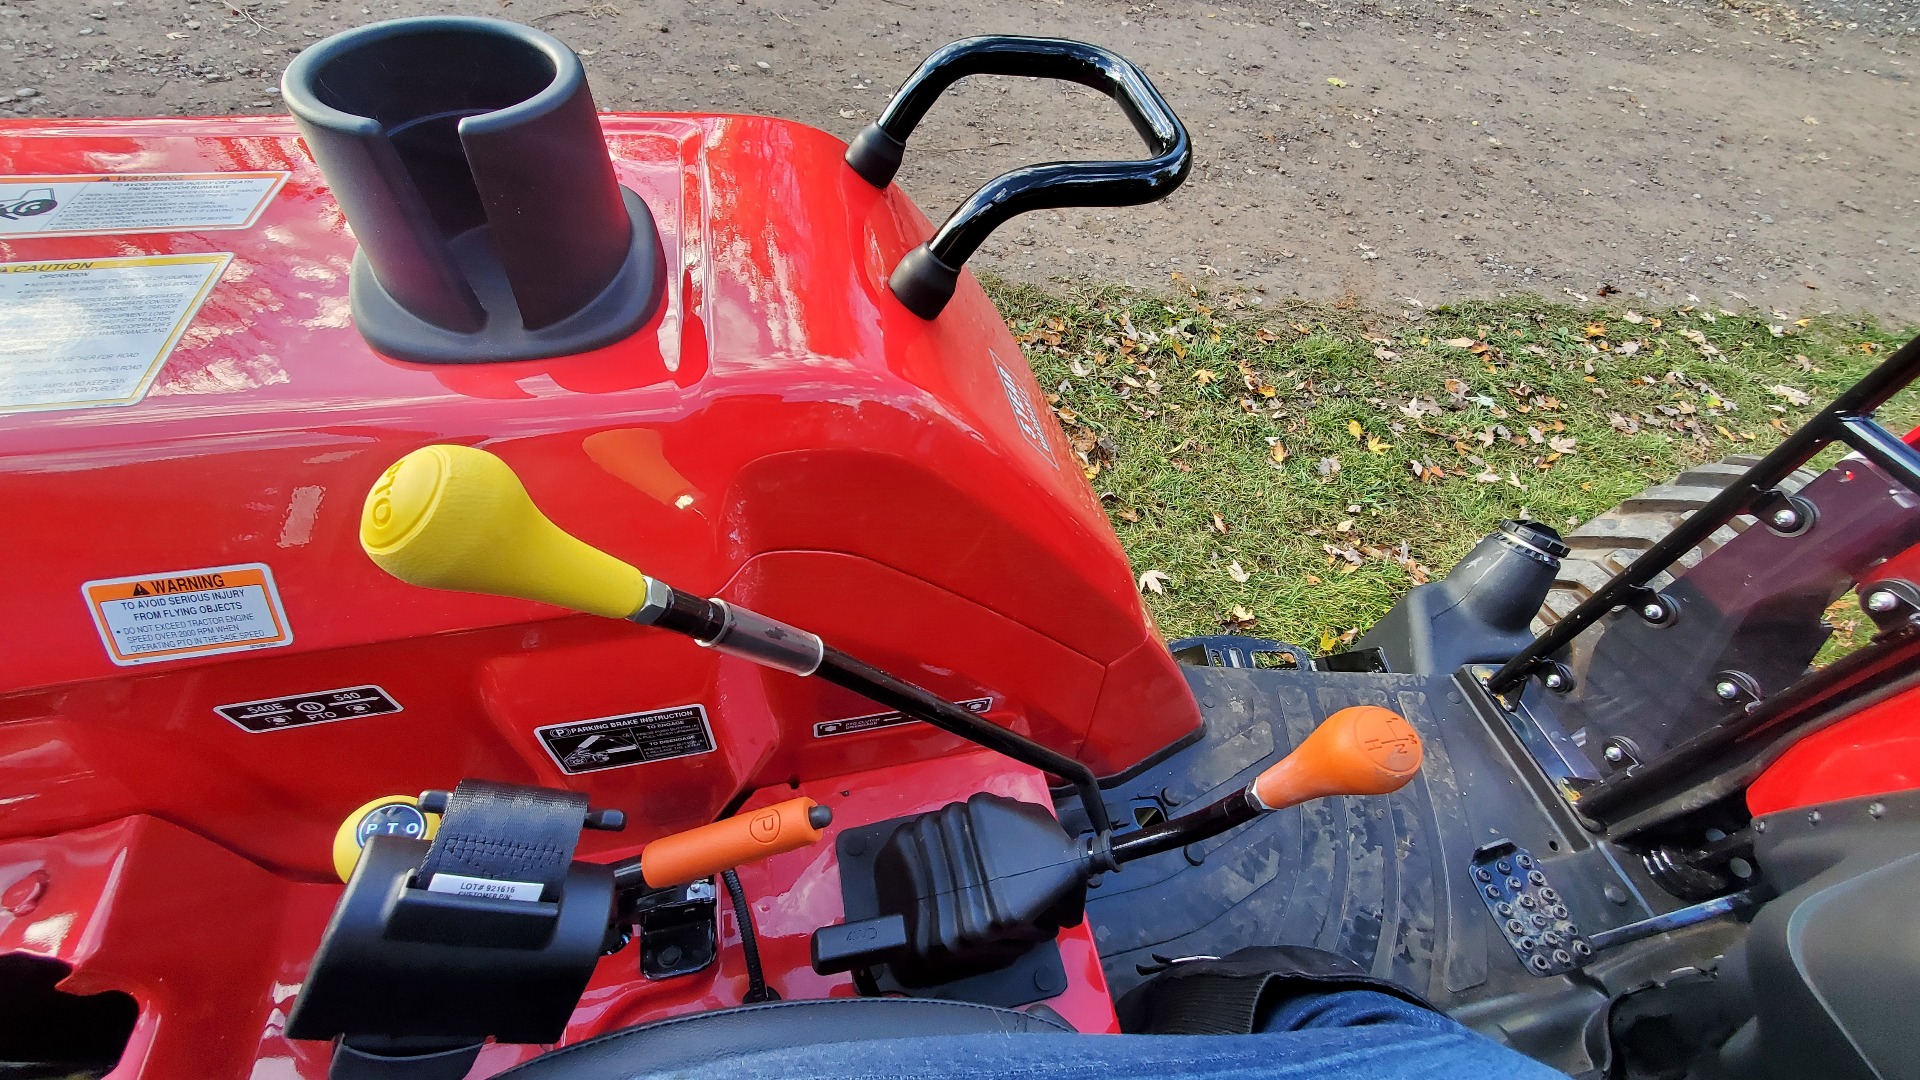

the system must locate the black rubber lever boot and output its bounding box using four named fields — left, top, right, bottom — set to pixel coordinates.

left=812, top=794, right=1096, bottom=982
